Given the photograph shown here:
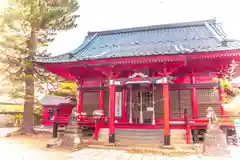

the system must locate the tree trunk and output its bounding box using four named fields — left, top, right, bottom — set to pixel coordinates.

left=21, top=29, right=38, bottom=133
